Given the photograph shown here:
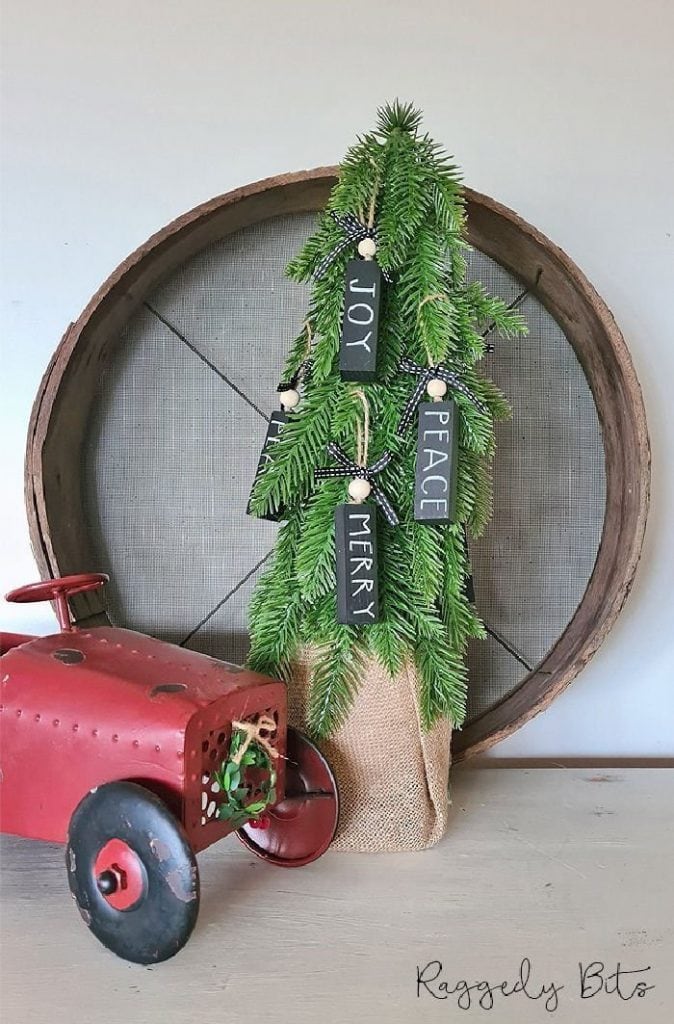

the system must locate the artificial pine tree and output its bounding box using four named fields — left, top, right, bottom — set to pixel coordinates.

left=247, top=102, right=526, bottom=762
